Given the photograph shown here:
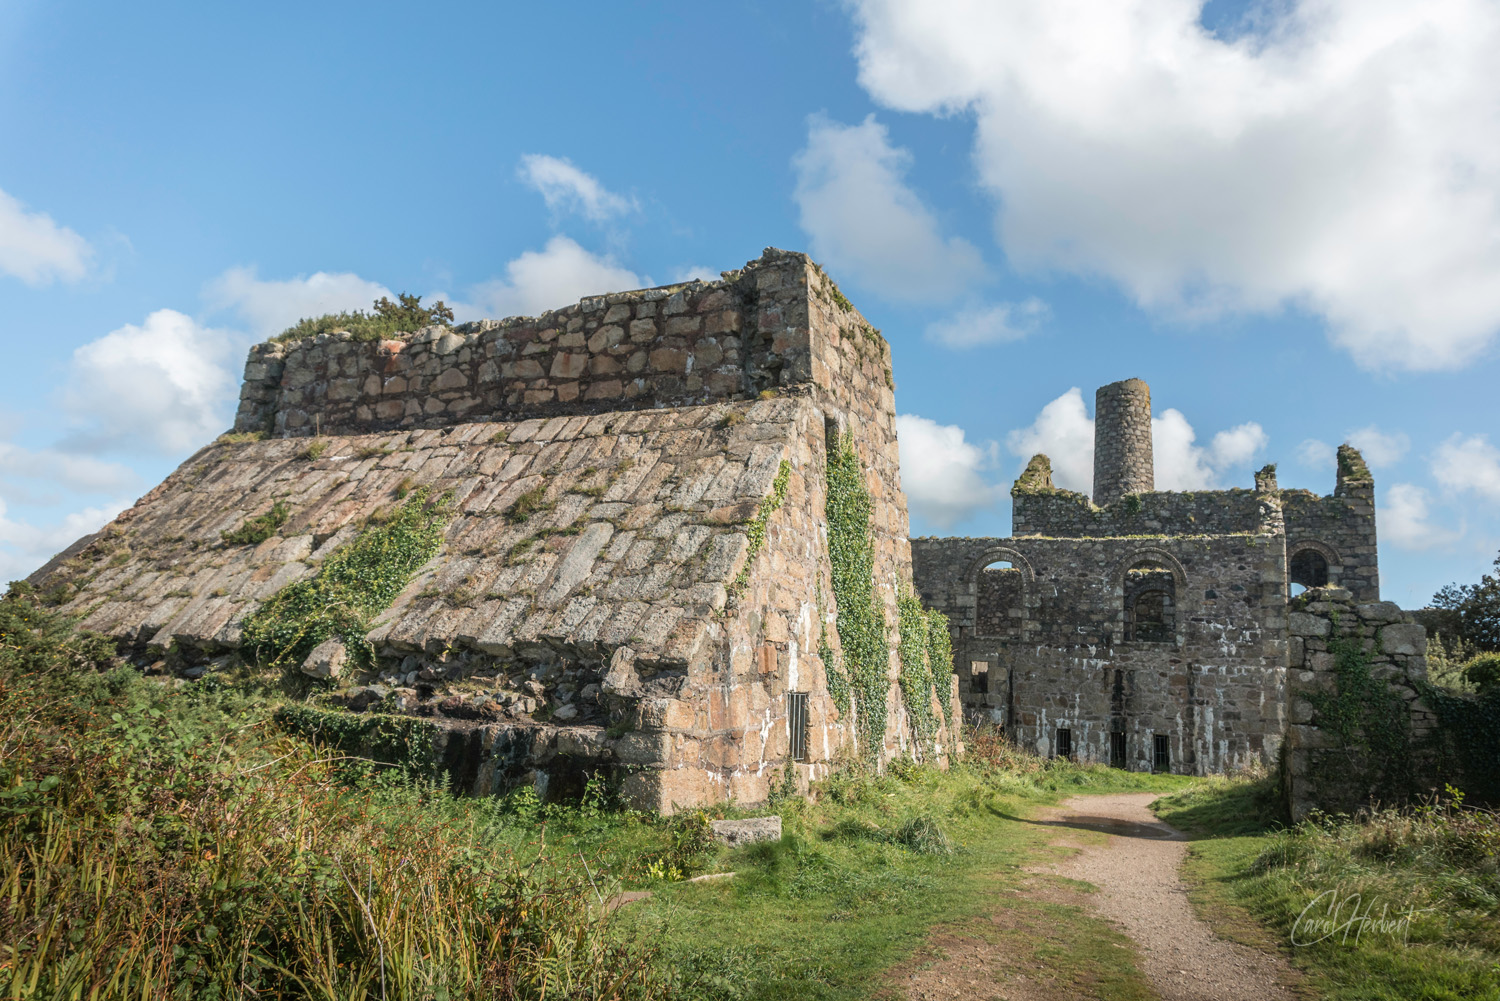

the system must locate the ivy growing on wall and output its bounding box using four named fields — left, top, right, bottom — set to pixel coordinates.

left=897, top=592, right=939, bottom=759
left=926, top=608, right=954, bottom=735
left=1307, top=621, right=1414, bottom=795
left=816, top=582, right=851, bottom=719
left=1415, top=680, right=1500, bottom=801
left=825, top=432, right=890, bottom=763
left=241, top=488, right=453, bottom=672
left=274, top=704, right=436, bottom=777
left=727, top=459, right=792, bottom=602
